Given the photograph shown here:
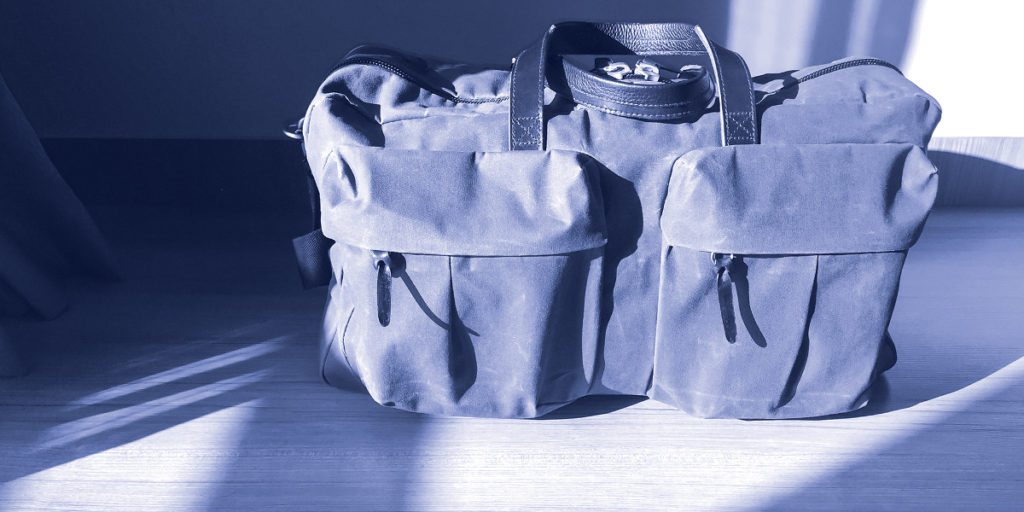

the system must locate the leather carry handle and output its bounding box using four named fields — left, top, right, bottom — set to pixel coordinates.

left=509, top=22, right=758, bottom=150
left=554, top=56, right=716, bottom=122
